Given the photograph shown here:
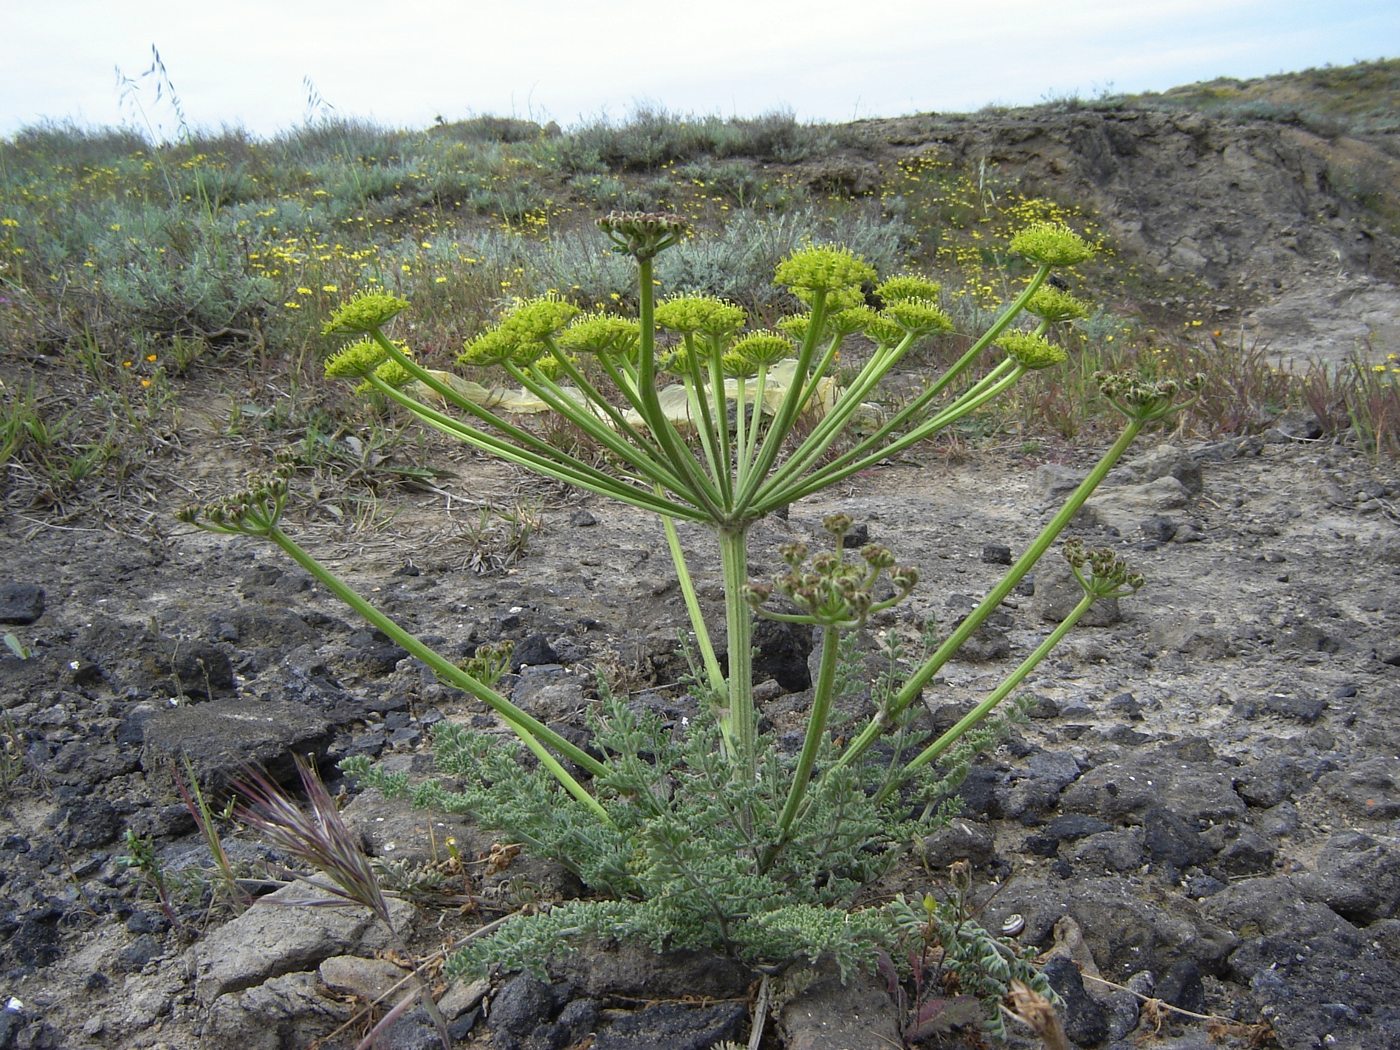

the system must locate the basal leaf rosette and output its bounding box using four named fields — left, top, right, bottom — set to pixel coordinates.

left=322, top=292, right=411, bottom=337
left=998, top=332, right=1067, bottom=370
left=1009, top=223, right=1094, bottom=268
